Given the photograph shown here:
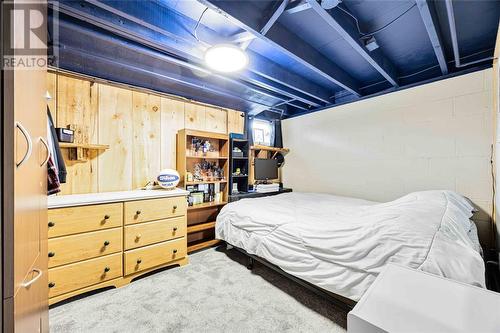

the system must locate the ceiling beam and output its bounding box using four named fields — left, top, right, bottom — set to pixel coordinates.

left=56, top=0, right=331, bottom=108
left=229, top=31, right=255, bottom=44
left=198, top=0, right=361, bottom=96
left=92, top=0, right=332, bottom=105
left=260, top=0, right=289, bottom=35
left=306, top=0, right=399, bottom=87
left=55, top=20, right=287, bottom=114
left=415, top=0, right=448, bottom=75
left=242, top=0, right=289, bottom=49
left=285, top=0, right=311, bottom=14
